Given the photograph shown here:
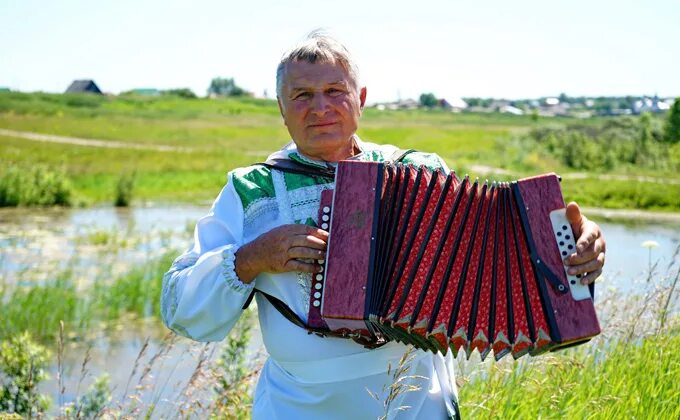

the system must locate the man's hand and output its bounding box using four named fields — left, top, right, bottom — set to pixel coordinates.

left=564, top=202, right=606, bottom=285
left=235, top=224, right=328, bottom=283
